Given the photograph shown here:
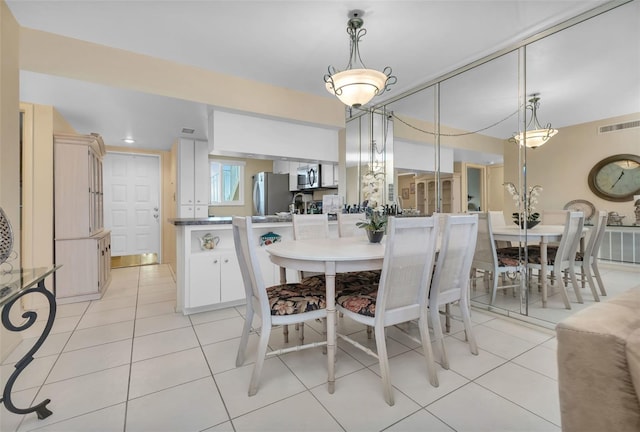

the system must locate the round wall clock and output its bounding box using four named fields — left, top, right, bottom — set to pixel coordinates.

left=563, top=199, right=596, bottom=223
left=588, top=154, right=640, bottom=202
